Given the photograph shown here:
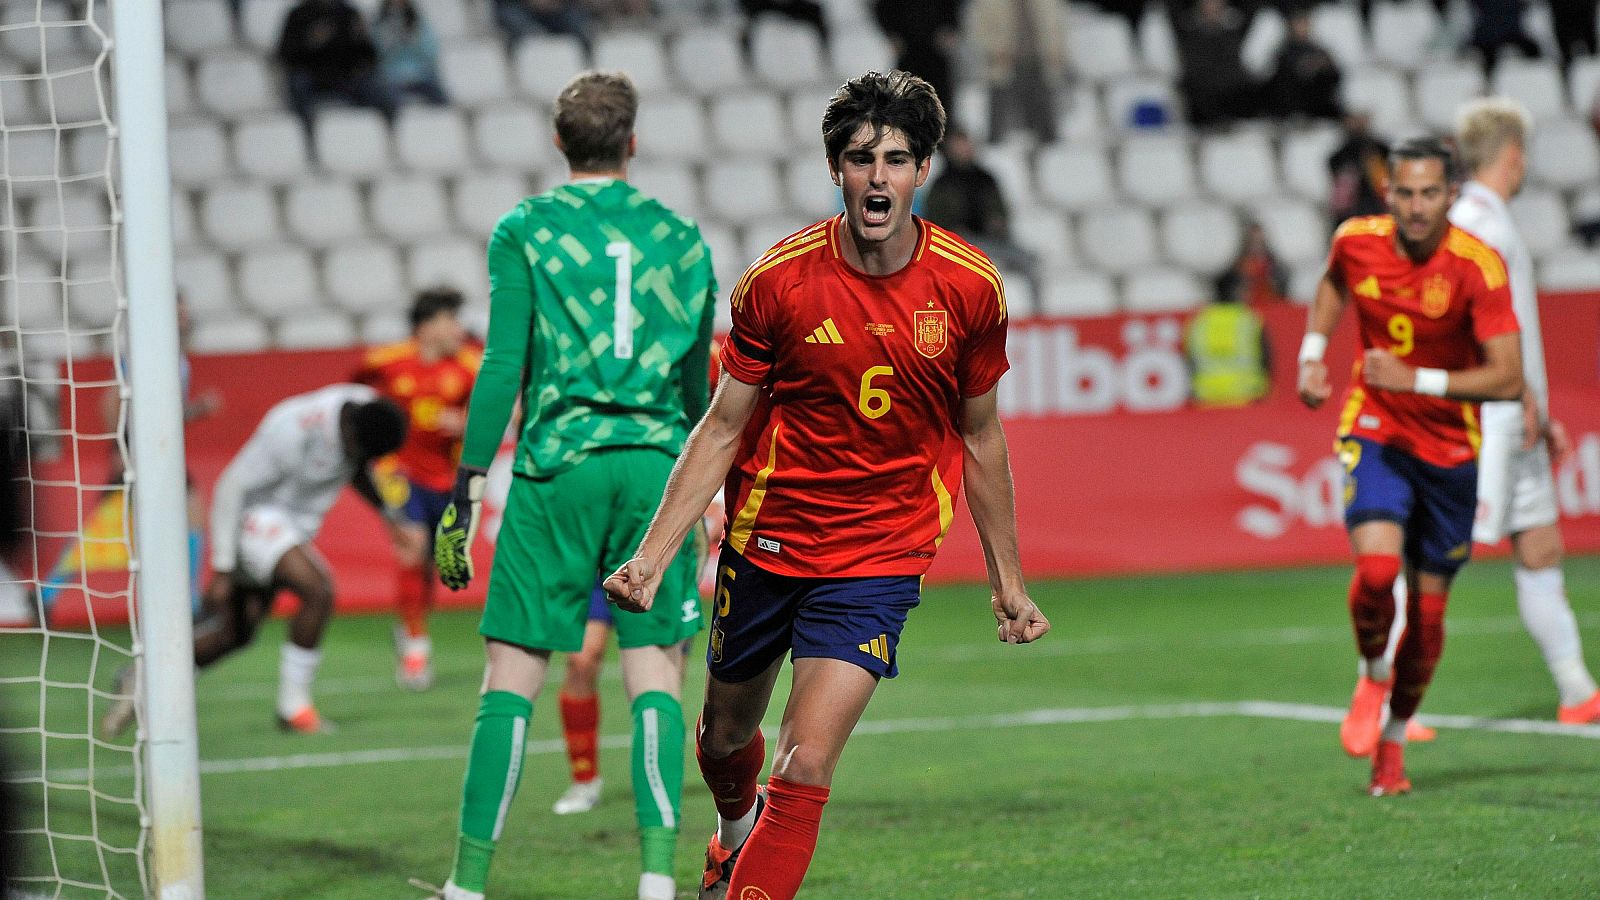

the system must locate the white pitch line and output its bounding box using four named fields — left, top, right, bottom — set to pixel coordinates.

left=20, top=700, right=1600, bottom=784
